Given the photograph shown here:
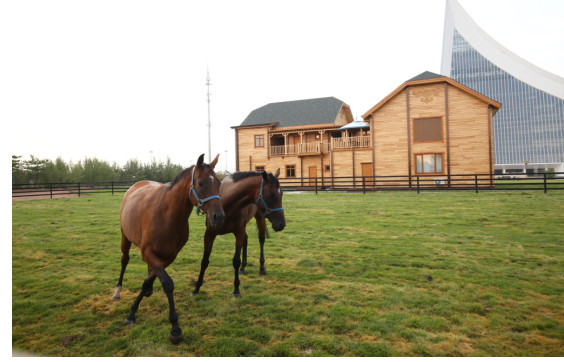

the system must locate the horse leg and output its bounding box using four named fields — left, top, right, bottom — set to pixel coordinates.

left=145, top=267, right=154, bottom=297
left=192, top=230, right=216, bottom=296
left=154, top=267, right=183, bottom=344
left=232, top=231, right=245, bottom=297
left=239, top=234, right=248, bottom=275
left=113, top=232, right=132, bottom=301
left=256, top=216, right=267, bottom=275
left=125, top=271, right=157, bottom=325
